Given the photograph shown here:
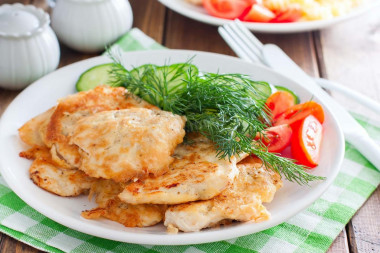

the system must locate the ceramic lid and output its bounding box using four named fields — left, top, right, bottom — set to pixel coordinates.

left=0, top=4, right=50, bottom=38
